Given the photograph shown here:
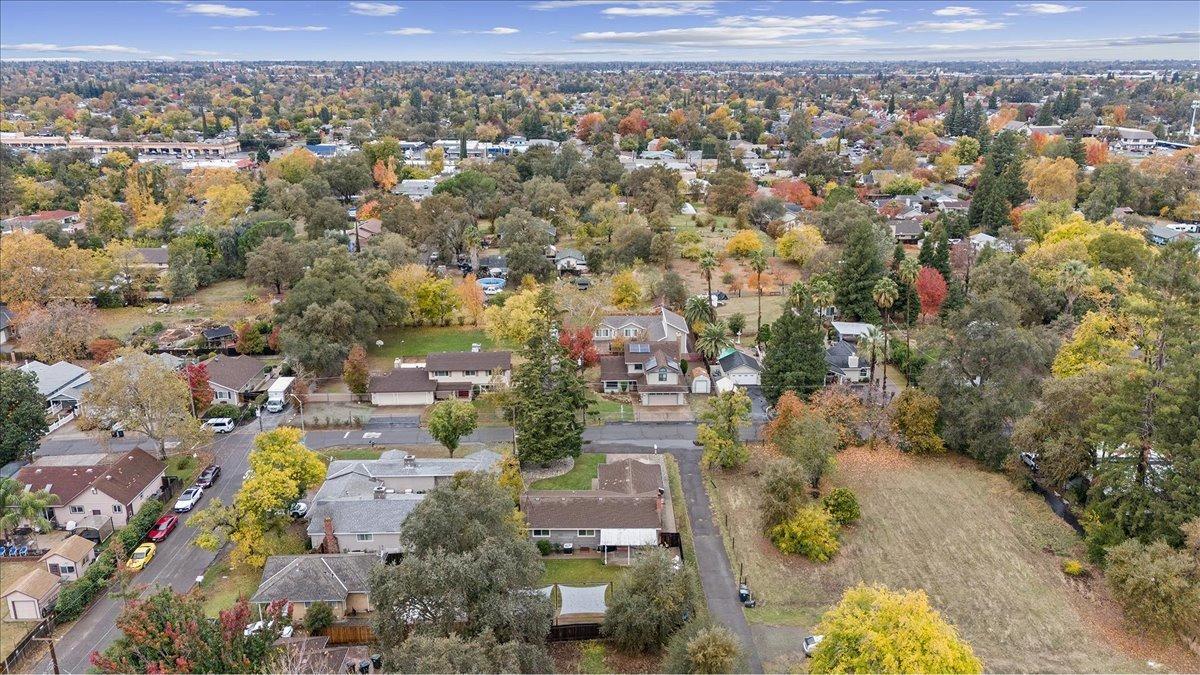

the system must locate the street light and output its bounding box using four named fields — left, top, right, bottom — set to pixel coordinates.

left=289, top=393, right=305, bottom=432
